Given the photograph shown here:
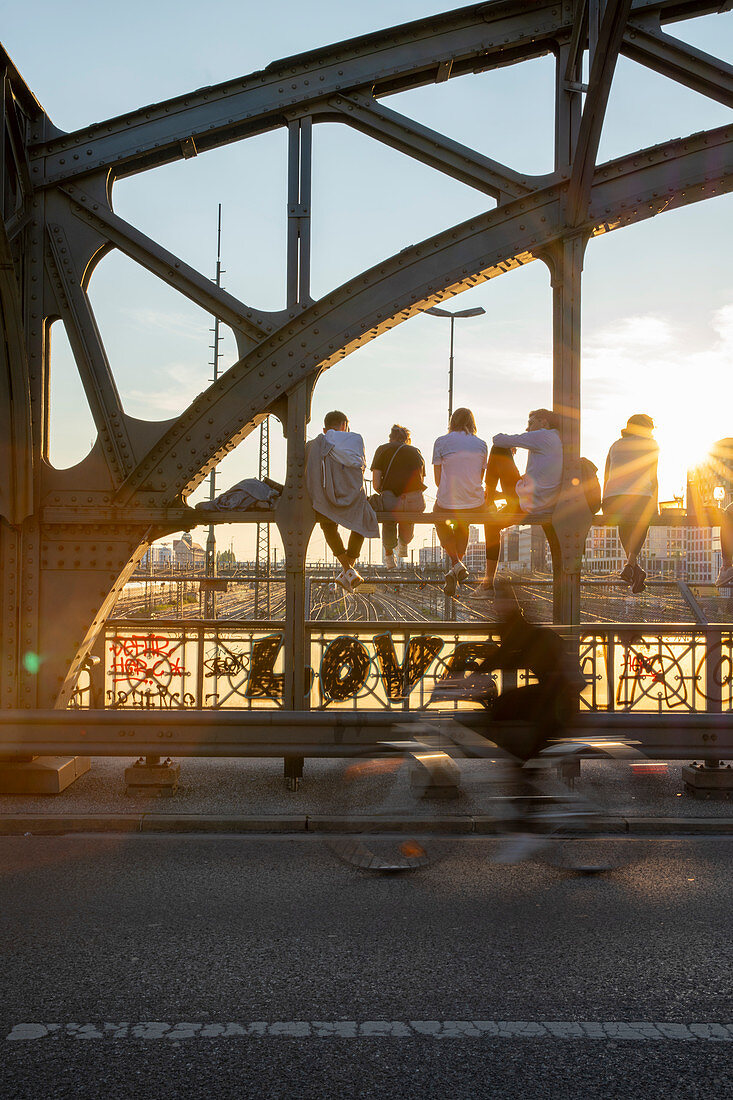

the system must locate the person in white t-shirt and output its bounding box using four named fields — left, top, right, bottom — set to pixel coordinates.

left=477, top=408, right=563, bottom=595
left=431, top=407, right=489, bottom=596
